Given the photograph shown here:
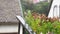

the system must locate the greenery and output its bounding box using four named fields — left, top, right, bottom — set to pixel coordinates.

left=21, top=1, right=50, bottom=16
left=20, top=0, right=59, bottom=34
left=33, top=2, right=49, bottom=16
left=24, top=10, right=60, bottom=34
